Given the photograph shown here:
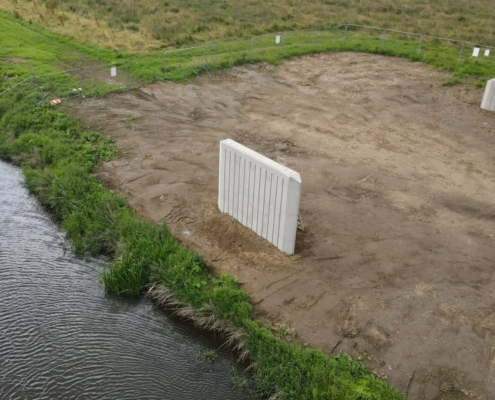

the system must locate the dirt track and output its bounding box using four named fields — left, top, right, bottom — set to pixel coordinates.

left=70, top=53, right=495, bottom=399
